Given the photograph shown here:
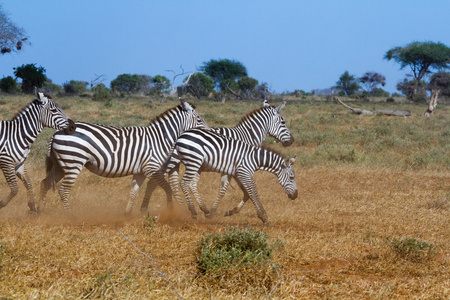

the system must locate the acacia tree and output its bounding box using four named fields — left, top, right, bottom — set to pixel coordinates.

left=0, top=4, right=29, bottom=55
left=359, top=72, right=386, bottom=95
left=13, top=63, right=47, bottom=93
left=110, top=74, right=142, bottom=94
left=201, top=59, right=248, bottom=93
left=384, top=41, right=450, bottom=99
left=335, top=71, right=360, bottom=96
